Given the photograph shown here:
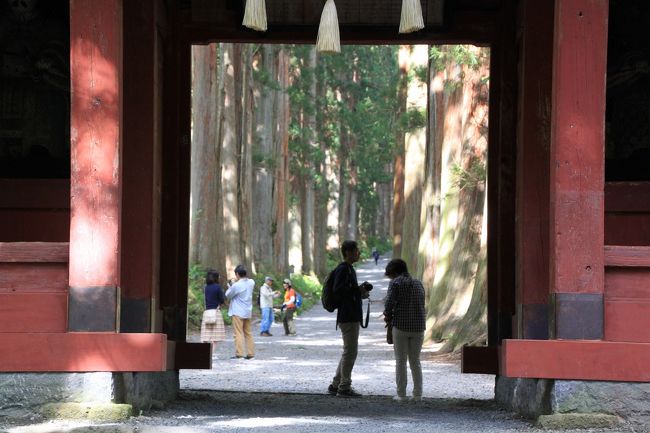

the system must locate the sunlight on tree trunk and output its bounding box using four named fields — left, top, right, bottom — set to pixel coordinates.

left=190, top=44, right=221, bottom=269
left=401, top=45, right=428, bottom=274
left=391, top=45, right=409, bottom=258
left=221, top=43, right=242, bottom=274
left=424, top=46, right=490, bottom=351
